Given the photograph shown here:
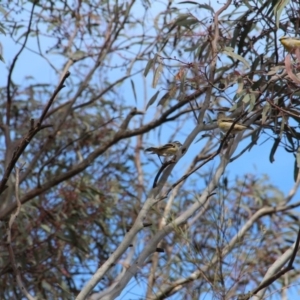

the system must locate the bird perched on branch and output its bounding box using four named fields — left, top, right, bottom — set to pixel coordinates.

left=217, top=112, right=253, bottom=134
left=145, top=141, right=182, bottom=163
left=279, top=36, right=300, bottom=52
